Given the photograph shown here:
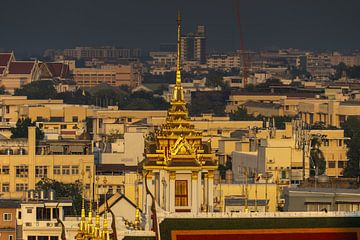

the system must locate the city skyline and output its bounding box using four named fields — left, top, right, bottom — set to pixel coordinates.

left=0, top=0, right=360, bottom=56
